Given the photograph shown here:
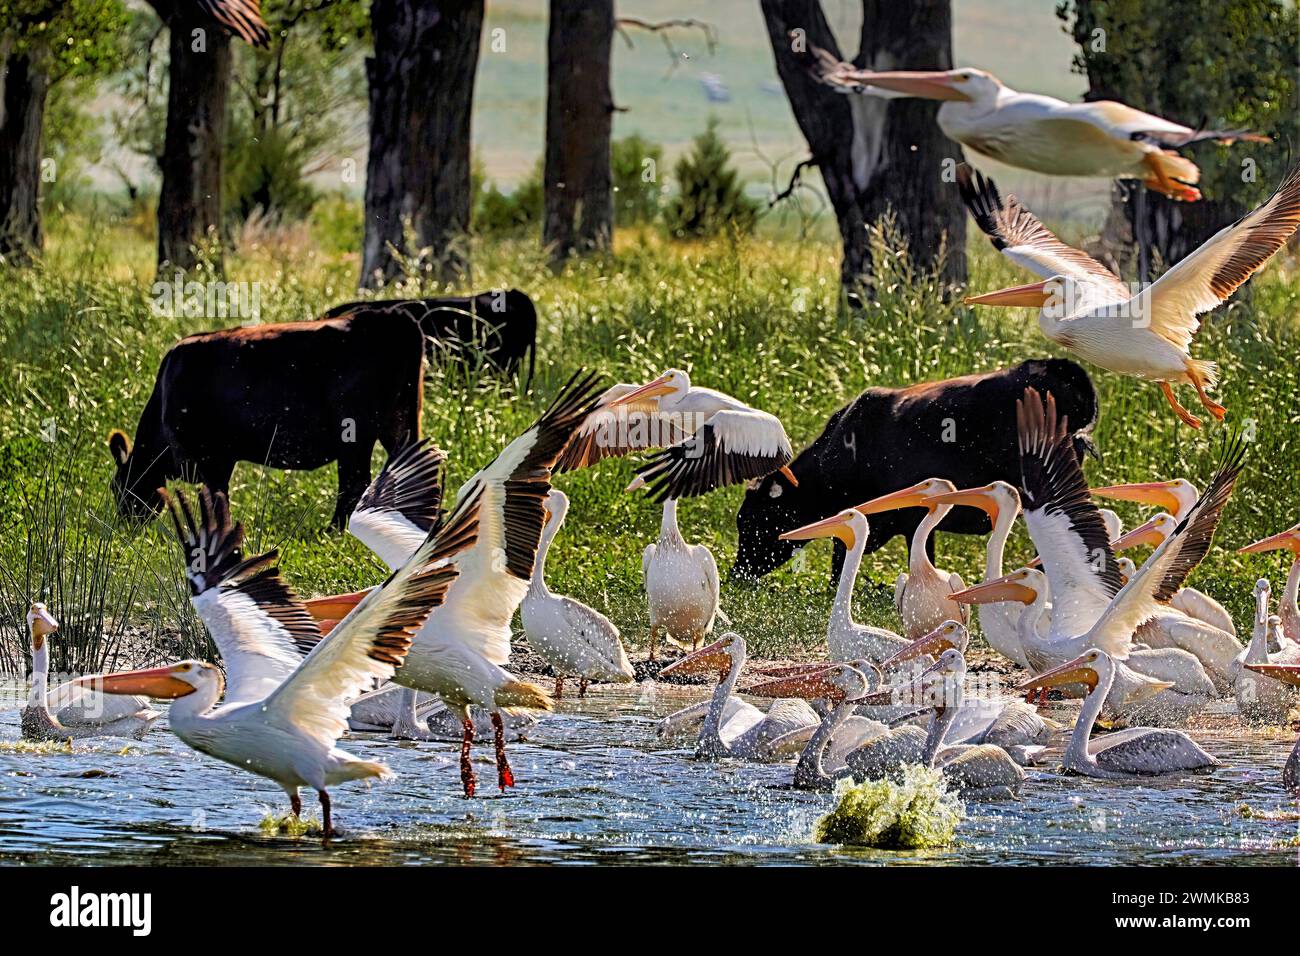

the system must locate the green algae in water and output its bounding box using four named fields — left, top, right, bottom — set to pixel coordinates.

left=1234, top=803, right=1300, bottom=821
left=259, top=814, right=324, bottom=837
left=0, top=738, right=75, bottom=755
left=815, top=765, right=964, bottom=849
